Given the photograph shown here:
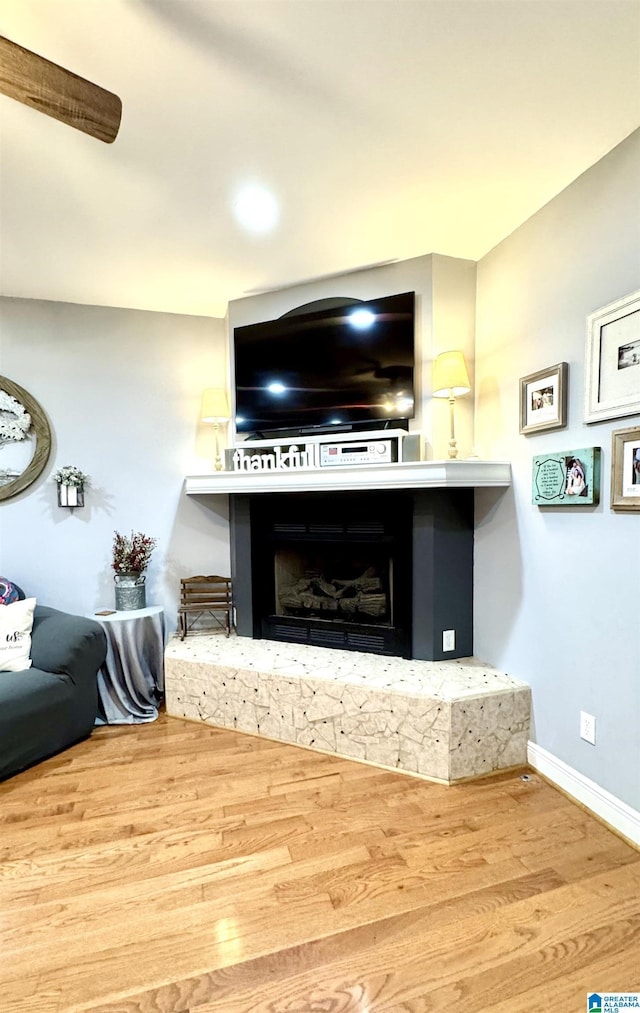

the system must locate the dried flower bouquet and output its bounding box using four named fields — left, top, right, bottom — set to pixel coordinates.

left=112, top=530, right=157, bottom=574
